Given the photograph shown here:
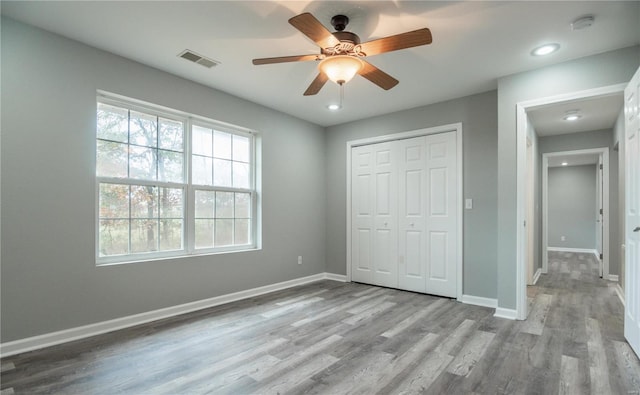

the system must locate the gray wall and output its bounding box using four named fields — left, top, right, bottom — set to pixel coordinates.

left=496, top=45, right=639, bottom=309
left=1, top=19, right=327, bottom=342
left=547, top=165, right=597, bottom=249
left=325, top=90, right=498, bottom=300
left=539, top=129, right=619, bottom=275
